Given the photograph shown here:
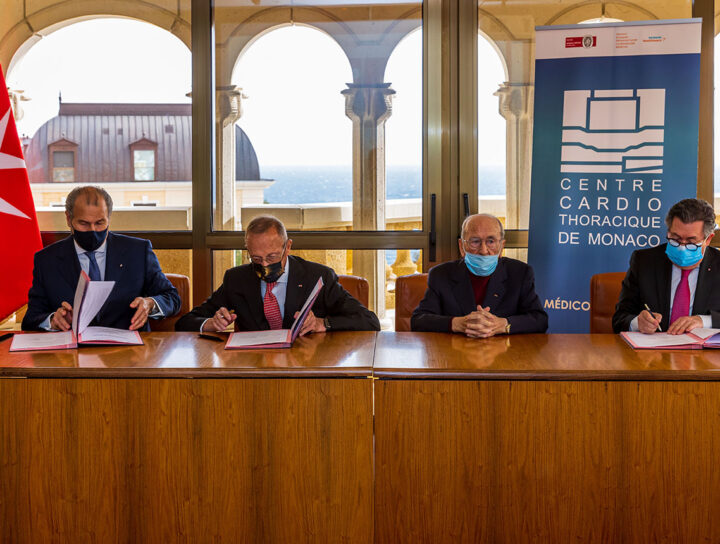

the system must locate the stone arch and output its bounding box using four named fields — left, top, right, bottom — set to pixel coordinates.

left=217, top=5, right=421, bottom=86
left=543, top=1, right=658, bottom=26
left=227, top=21, right=351, bottom=89
left=478, top=29, right=509, bottom=83
left=478, top=9, right=516, bottom=45
left=2, top=2, right=189, bottom=75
